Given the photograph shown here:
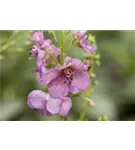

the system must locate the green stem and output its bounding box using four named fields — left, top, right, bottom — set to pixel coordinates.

left=78, top=54, right=97, bottom=121
left=61, top=30, right=65, bottom=65
left=78, top=99, right=88, bottom=121
left=77, top=94, right=92, bottom=121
